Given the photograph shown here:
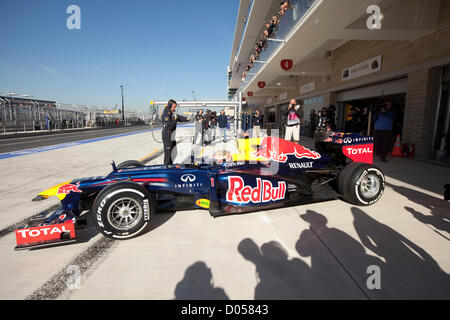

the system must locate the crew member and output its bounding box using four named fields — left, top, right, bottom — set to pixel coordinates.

left=162, top=99, right=187, bottom=165
left=285, top=99, right=303, bottom=144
